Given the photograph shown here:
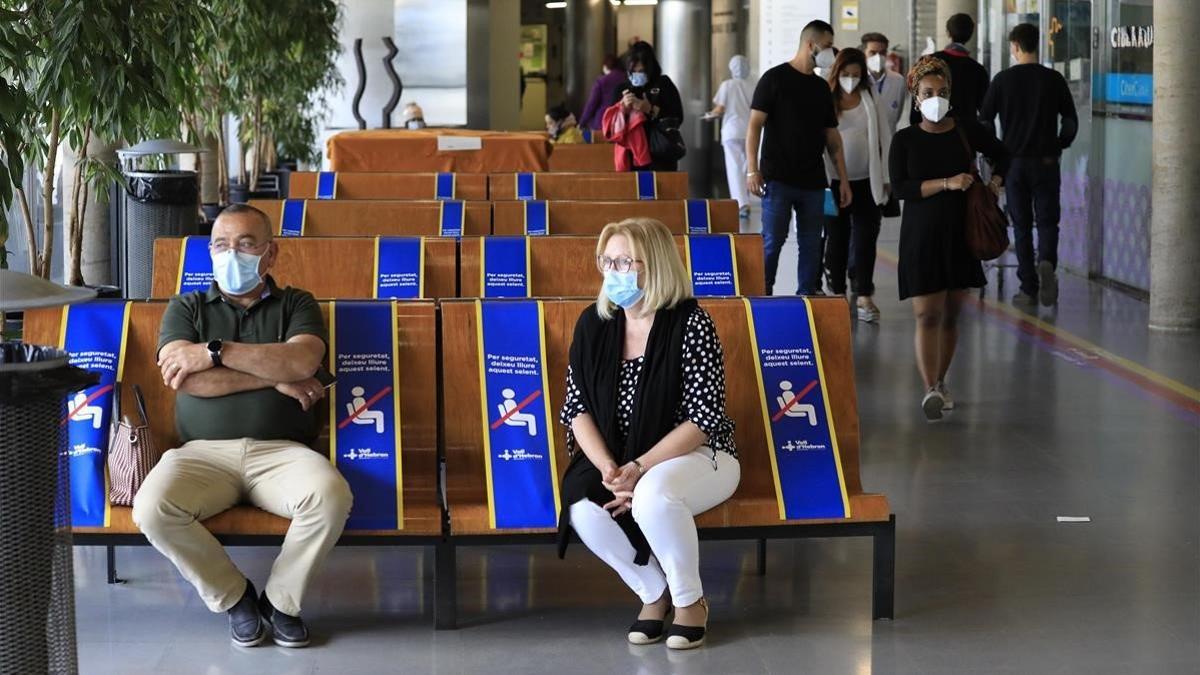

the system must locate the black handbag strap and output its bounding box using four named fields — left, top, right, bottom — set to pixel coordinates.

left=131, top=384, right=150, bottom=427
